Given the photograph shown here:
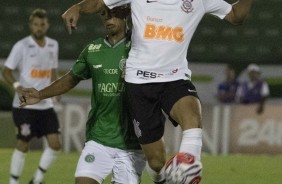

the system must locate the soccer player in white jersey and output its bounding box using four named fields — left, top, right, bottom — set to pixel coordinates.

left=2, top=9, right=61, bottom=184
left=62, top=0, right=253, bottom=183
